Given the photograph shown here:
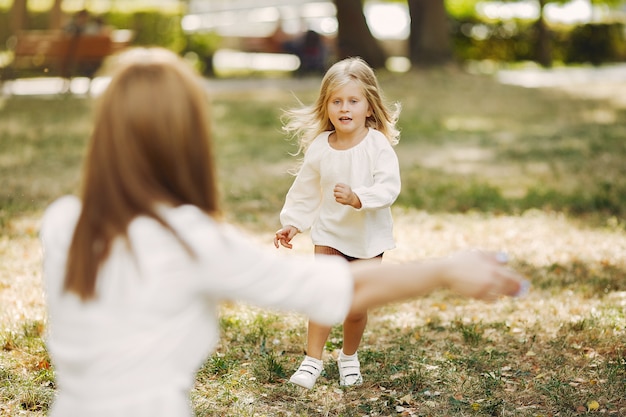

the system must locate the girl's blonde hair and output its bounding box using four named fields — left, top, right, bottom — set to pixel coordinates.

left=282, top=57, right=401, bottom=155
left=65, top=47, right=220, bottom=300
